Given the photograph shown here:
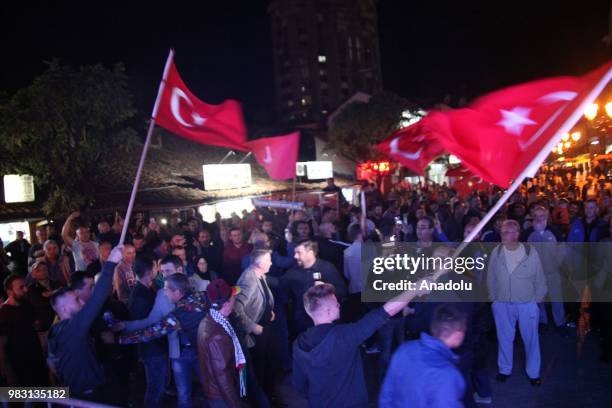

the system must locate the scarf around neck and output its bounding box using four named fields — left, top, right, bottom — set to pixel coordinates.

left=209, top=307, right=247, bottom=397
